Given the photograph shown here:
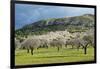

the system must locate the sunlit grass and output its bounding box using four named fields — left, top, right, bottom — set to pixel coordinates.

left=15, top=47, right=94, bottom=65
